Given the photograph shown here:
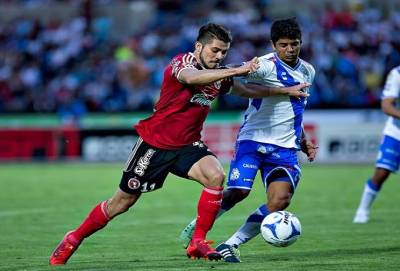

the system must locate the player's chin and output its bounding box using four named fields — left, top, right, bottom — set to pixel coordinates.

left=208, top=62, right=219, bottom=69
